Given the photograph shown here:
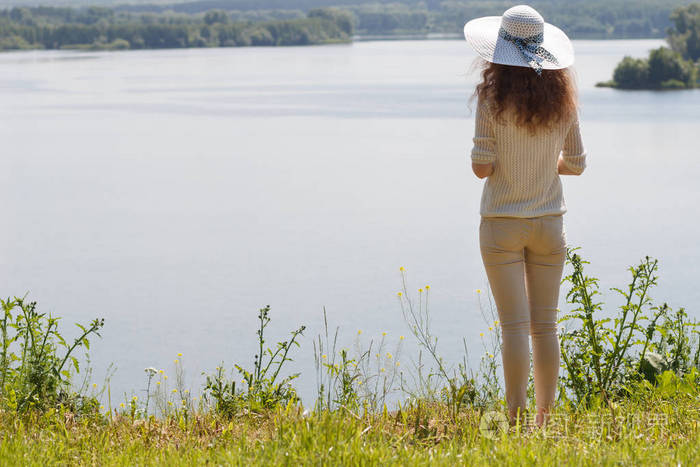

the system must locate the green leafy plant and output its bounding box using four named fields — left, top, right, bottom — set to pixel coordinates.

left=204, top=305, right=305, bottom=416
left=0, top=296, right=104, bottom=413
left=558, top=249, right=699, bottom=407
